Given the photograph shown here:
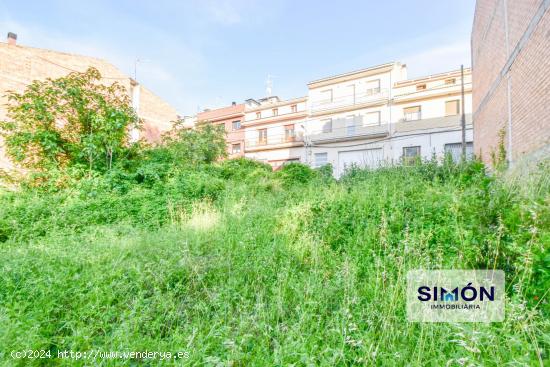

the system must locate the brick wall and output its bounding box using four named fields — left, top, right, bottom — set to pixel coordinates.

left=472, top=0, right=550, bottom=165
left=0, top=41, right=178, bottom=169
